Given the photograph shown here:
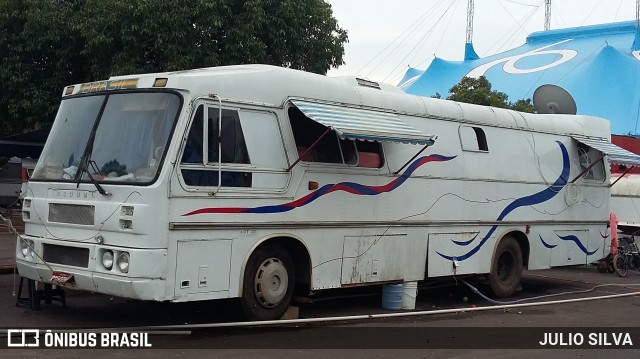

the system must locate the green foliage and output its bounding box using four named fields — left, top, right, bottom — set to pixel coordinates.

left=445, top=76, right=534, bottom=113
left=0, top=0, right=86, bottom=135
left=510, top=98, right=535, bottom=113
left=0, top=0, right=348, bottom=135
